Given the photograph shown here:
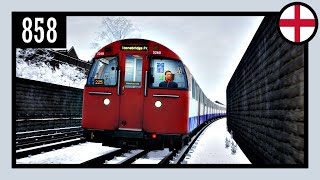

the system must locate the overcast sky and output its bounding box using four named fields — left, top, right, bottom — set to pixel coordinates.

left=67, top=16, right=264, bottom=105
